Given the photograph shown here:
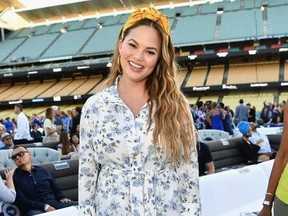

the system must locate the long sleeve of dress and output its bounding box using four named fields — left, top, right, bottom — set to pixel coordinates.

left=177, top=149, right=201, bottom=215
left=0, top=177, right=16, bottom=203
left=78, top=96, right=100, bottom=216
